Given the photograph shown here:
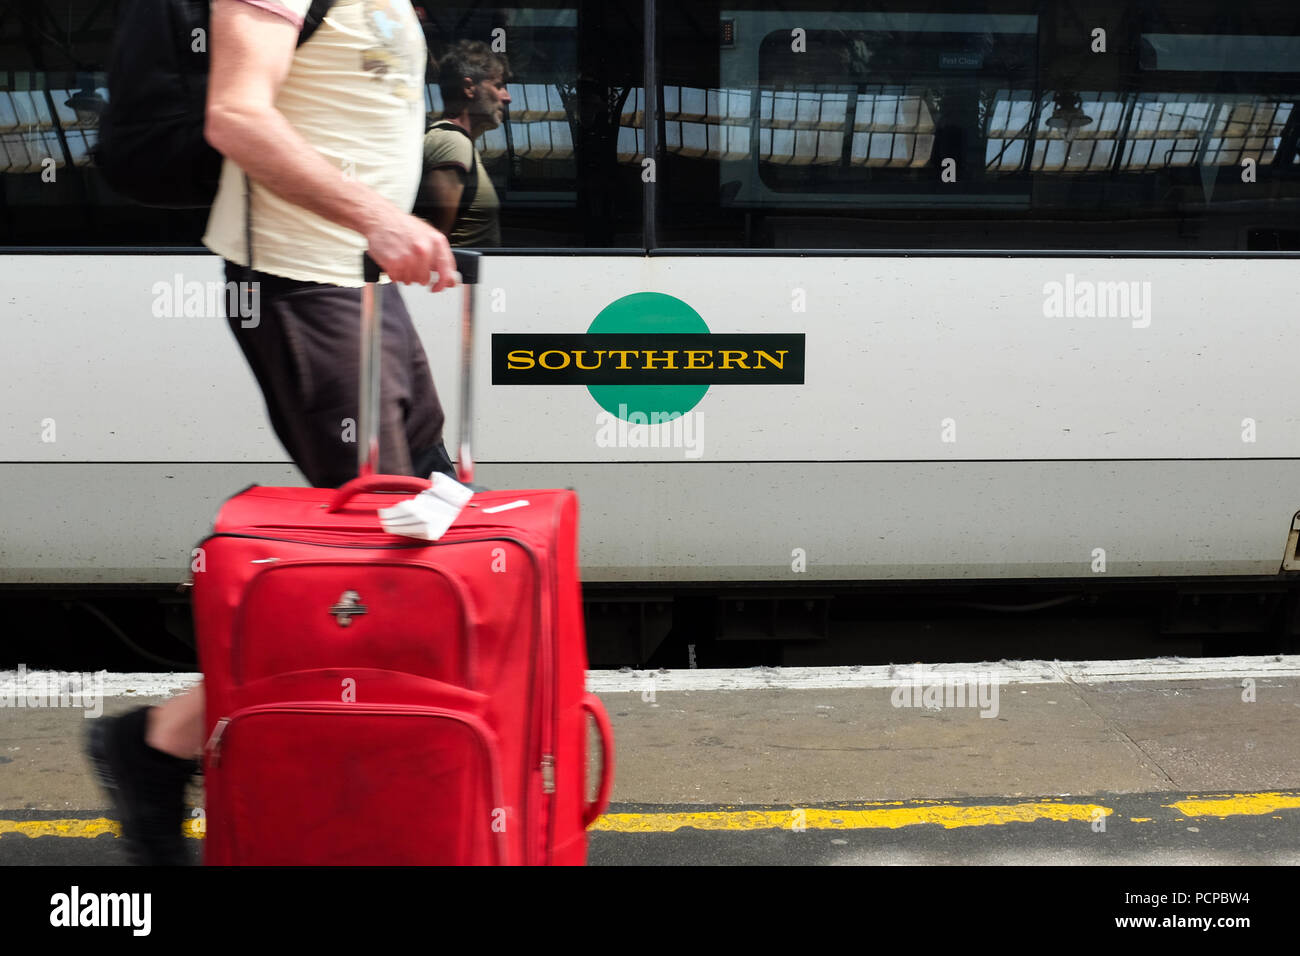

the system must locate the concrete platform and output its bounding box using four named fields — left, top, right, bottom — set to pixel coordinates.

left=1, top=657, right=1297, bottom=814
